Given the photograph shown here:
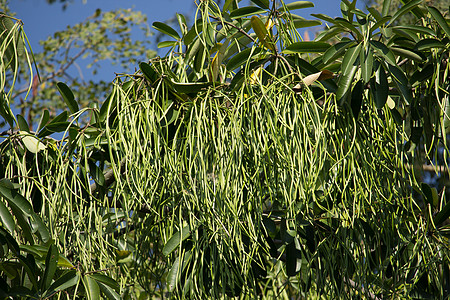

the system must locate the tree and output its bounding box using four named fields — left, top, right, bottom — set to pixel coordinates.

left=1, top=0, right=450, bottom=299
left=1, top=0, right=156, bottom=128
